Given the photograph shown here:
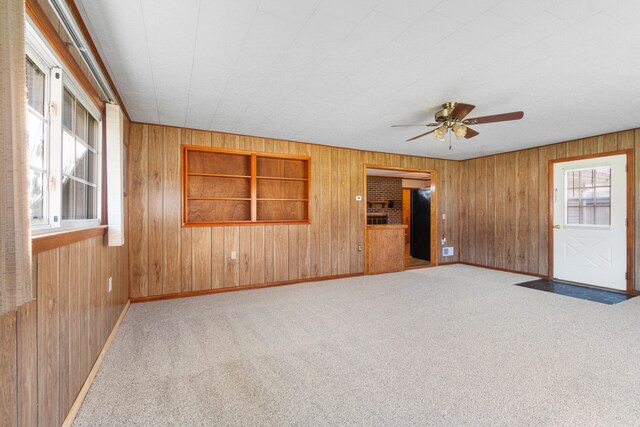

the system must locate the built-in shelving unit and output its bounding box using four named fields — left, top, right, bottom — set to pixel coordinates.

left=182, top=145, right=310, bottom=226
